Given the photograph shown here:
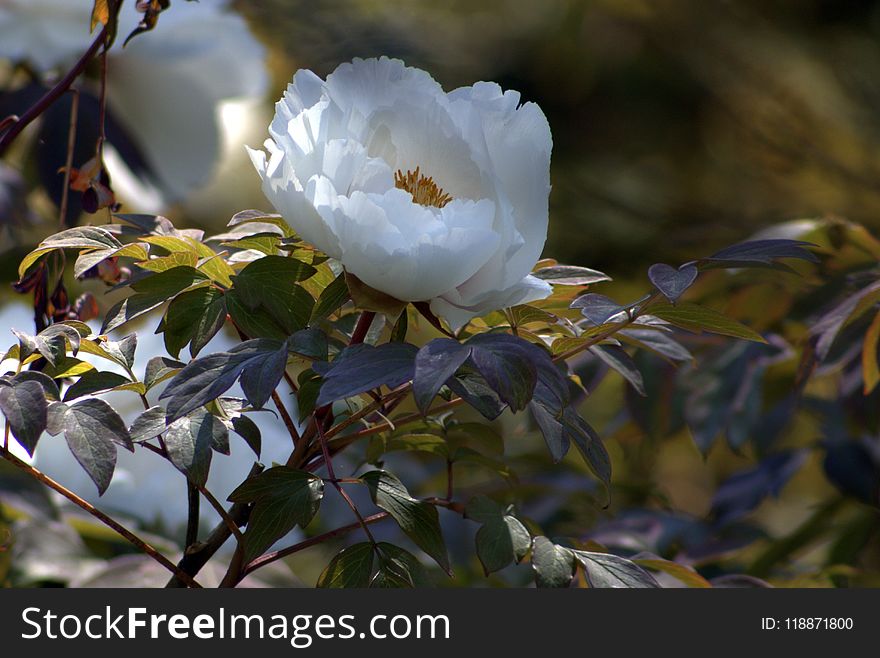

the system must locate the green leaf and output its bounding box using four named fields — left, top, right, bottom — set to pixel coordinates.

left=466, top=333, right=541, bottom=413
left=77, top=339, right=130, bottom=370
left=314, top=343, right=417, bottom=406
left=311, top=272, right=350, bottom=322
left=450, top=447, right=515, bottom=481
left=413, top=339, right=471, bottom=415
left=227, top=209, right=288, bottom=235
left=703, top=239, right=818, bottom=268
left=11, top=371, right=61, bottom=401
left=573, top=550, right=661, bottom=588
left=128, top=406, right=167, bottom=443
left=141, top=234, right=205, bottom=255
left=225, top=288, right=288, bottom=341
left=230, top=414, right=261, bottom=457
left=650, top=303, right=766, bottom=343
left=17, top=249, right=51, bottom=279
left=196, top=255, right=236, bottom=288
left=46, top=401, right=68, bottom=436
left=161, top=287, right=227, bottom=358
left=229, top=466, right=324, bottom=563
left=40, top=357, right=95, bottom=379
left=648, top=263, right=698, bottom=303
left=0, top=380, right=48, bottom=455
left=64, top=398, right=133, bottom=450
left=42, top=225, right=123, bottom=249
left=159, top=339, right=288, bottom=420
left=220, top=234, right=281, bottom=255
left=570, top=293, right=626, bottom=325
left=164, top=410, right=228, bottom=486
left=447, top=366, right=506, bottom=420
left=531, top=536, right=575, bottom=588
left=562, top=409, right=612, bottom=491
left=63, top=398, right=132, bottom=495
left=812, top=281, right=880, bottom=360
left=103, top=335, right=138, bottom=369
left=619, top=328, right=693, bottom=362
left=317, top=542, right=375, bottom=588
left=295, top=370, right=321, bottom=419
left=236, top=254, right=316, bottom=286
left=237, top=341, right=290, bottom=410
left=143, top=356, right=185, bottom=390
left=361, top=470, right=450, bottom=574
left=62, top=370, right=132, bottom=402
left=507, top=305, right=558, bottom=327
left=102, top=266, right=210, bottom=333
left=286, top=327, right=329, bottom=361
left=138, top=251, right=198, bottom=273
left=589, top=344, right=645, bottom=396
left=528, top=401, right=570, bottom=462
left=231, top=256, right=316, bottom=334
left=372, top=543, right=430, bottom=587
left=466, top=496, right=530, bottom=575
left=390, top=309, right=409, bottom=343
left=31, top=324, right=84, bottom=366
left=533, top=265, right=611, bottom=286
left=73, top=242, right=149, bottom=278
